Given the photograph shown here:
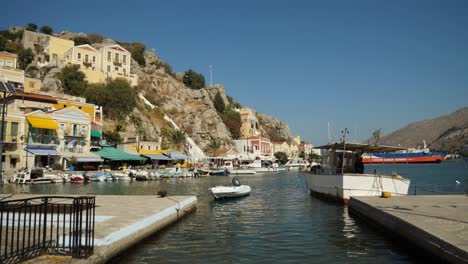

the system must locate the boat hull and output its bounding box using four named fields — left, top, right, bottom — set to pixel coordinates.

left=209, top=185, right=251, bottom=199
left=303, top=172, right=410, bottom=203
left=362, top=153, right=446, bottom=164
